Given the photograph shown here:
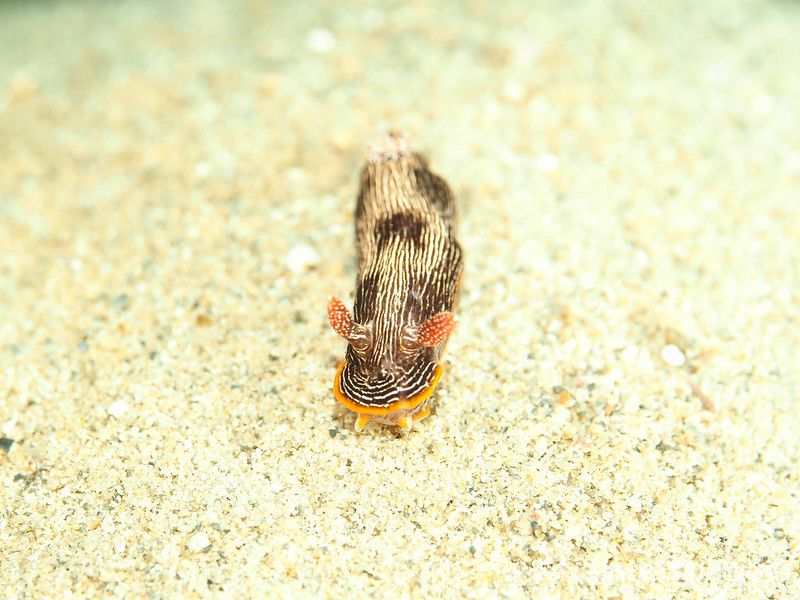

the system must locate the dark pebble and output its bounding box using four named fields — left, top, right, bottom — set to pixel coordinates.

left=0, top=437, right=14, bottom=452
left=113, top=294, right=131, bottom=311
